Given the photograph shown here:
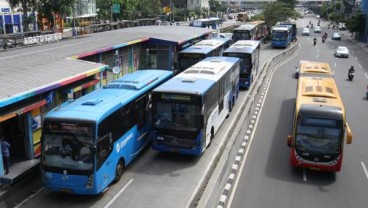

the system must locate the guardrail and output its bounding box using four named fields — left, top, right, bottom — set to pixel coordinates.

left=194, top=40, right=300, bottom=208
